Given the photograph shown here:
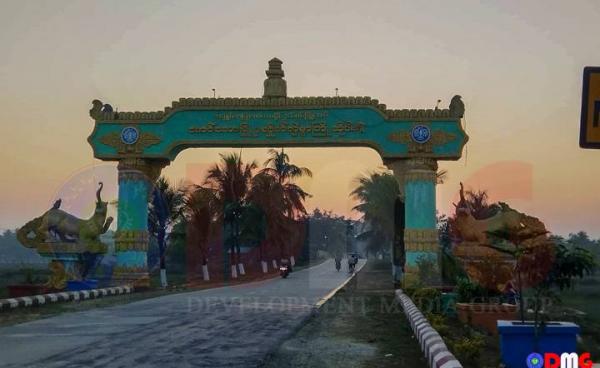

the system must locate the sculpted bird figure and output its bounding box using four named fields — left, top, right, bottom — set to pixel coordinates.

left=449, top=95, right=465, bottom=118
left=52, top=199, right=61, bottom=210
